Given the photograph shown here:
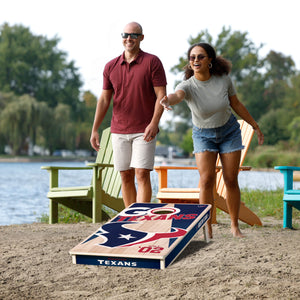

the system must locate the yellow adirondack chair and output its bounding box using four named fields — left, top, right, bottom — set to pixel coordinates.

left=41, top=127, right=124, bottom=224
left=154, top=120, right=262, bottom=226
